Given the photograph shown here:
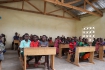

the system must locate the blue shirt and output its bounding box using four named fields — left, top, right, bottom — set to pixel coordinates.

left=40, top=41, right=48, bottom=47
left=19, top=40, right=31, bottom=48
left=13, top=36, right=19, bottom=40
